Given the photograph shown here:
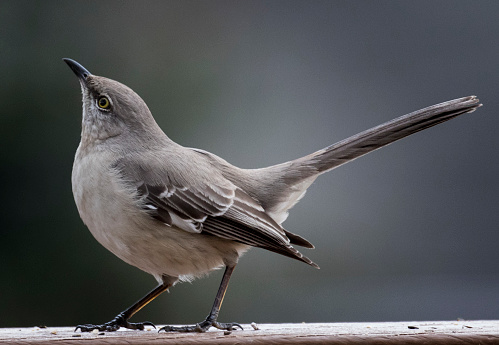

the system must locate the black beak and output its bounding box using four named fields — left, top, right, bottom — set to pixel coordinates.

left=63, top=58, right=92, bottom=81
